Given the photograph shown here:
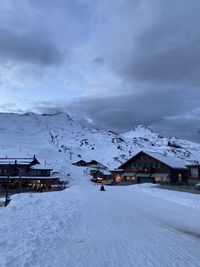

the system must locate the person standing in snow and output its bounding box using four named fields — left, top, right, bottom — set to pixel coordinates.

left=100, top=181, right=105, bottom=191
